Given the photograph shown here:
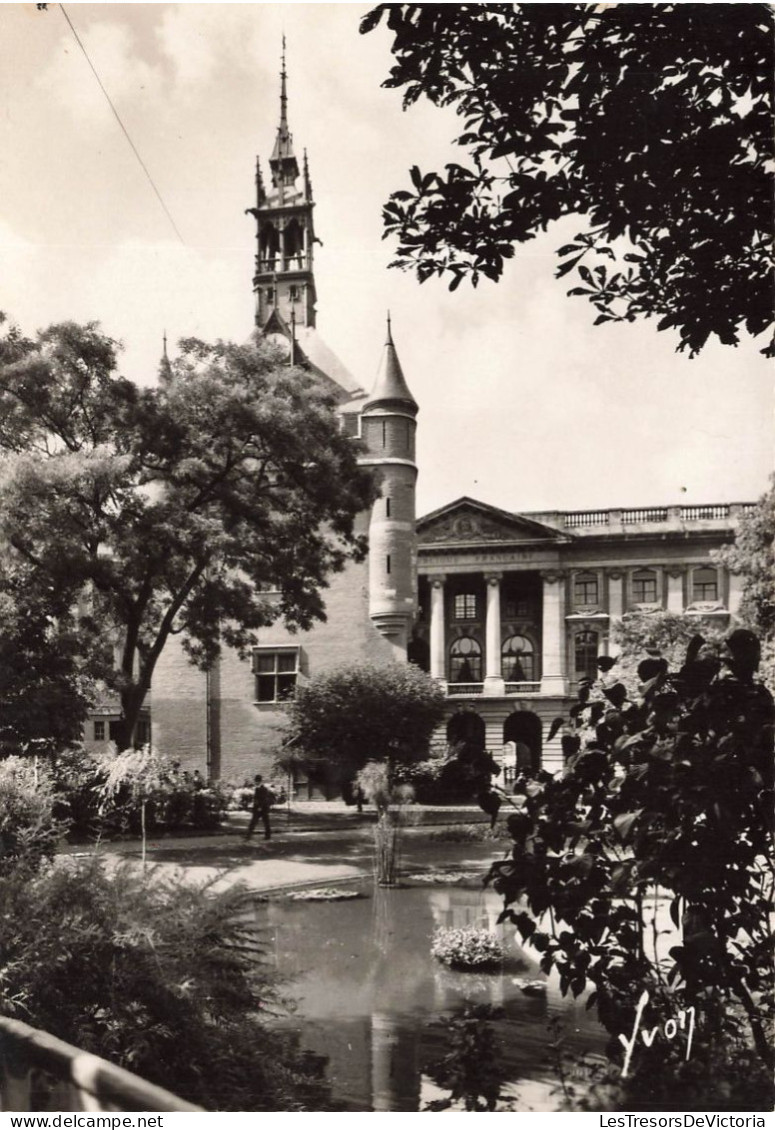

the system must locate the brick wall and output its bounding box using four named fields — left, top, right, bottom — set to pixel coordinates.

left=151, top=552, right=398, bottom=780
